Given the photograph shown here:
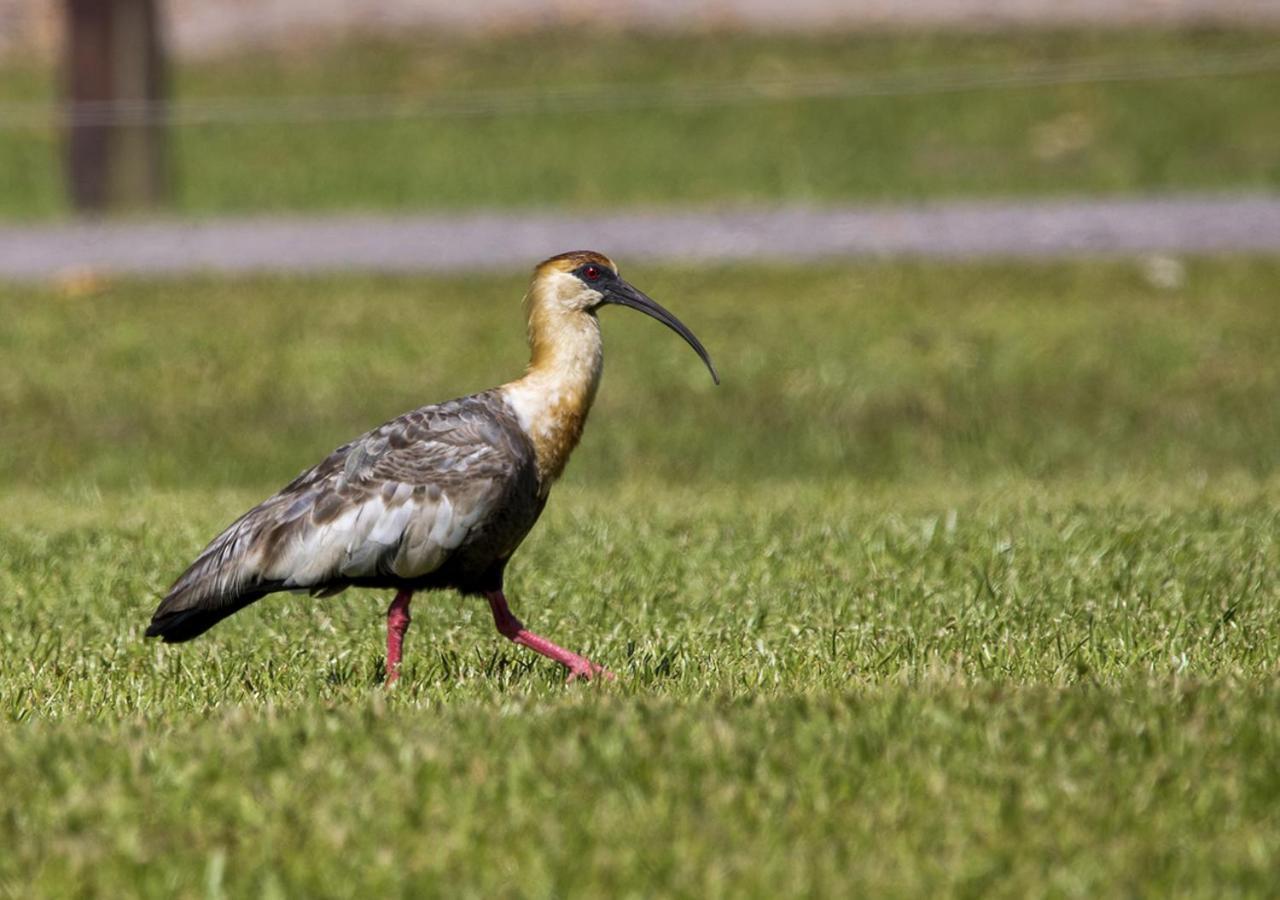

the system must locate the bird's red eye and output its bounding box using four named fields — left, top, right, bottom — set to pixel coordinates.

left=582, top=265, right=601, bottom=282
